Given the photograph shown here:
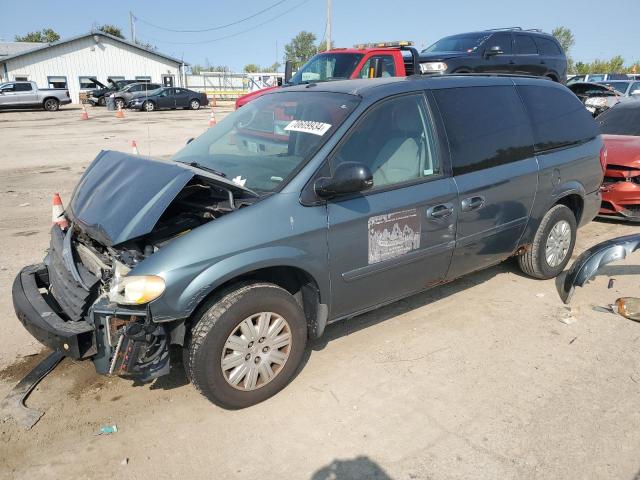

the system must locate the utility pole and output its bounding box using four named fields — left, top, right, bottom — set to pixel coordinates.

left=326, top=0, right=332, bottom=51
left=129, top=11, right=136, bottom=44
